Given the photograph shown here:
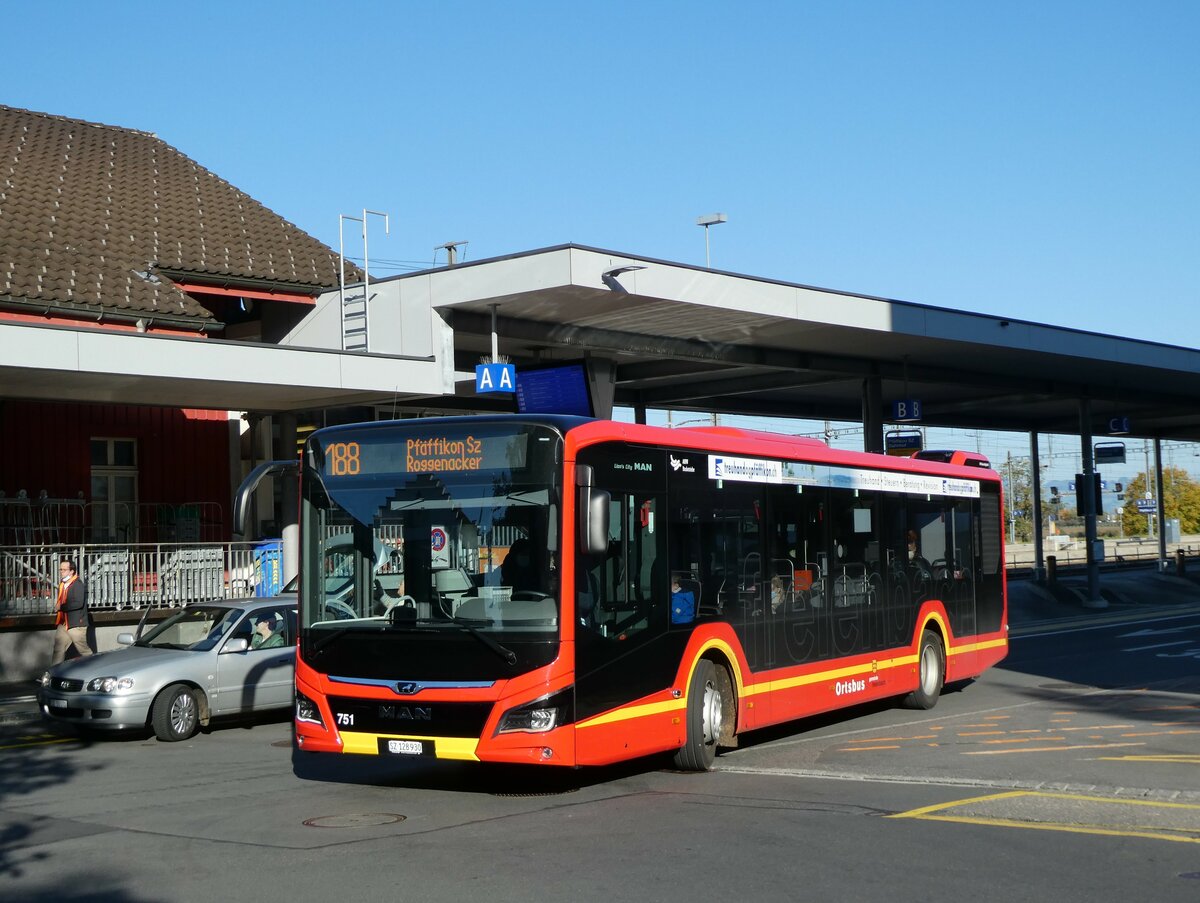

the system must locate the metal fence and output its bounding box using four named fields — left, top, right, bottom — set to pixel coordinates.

left=1005, top=536, right=1200, bottom=569
left=0, top=541, right=275, bottom=617
left=0, top=497, right=224, bottom=547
